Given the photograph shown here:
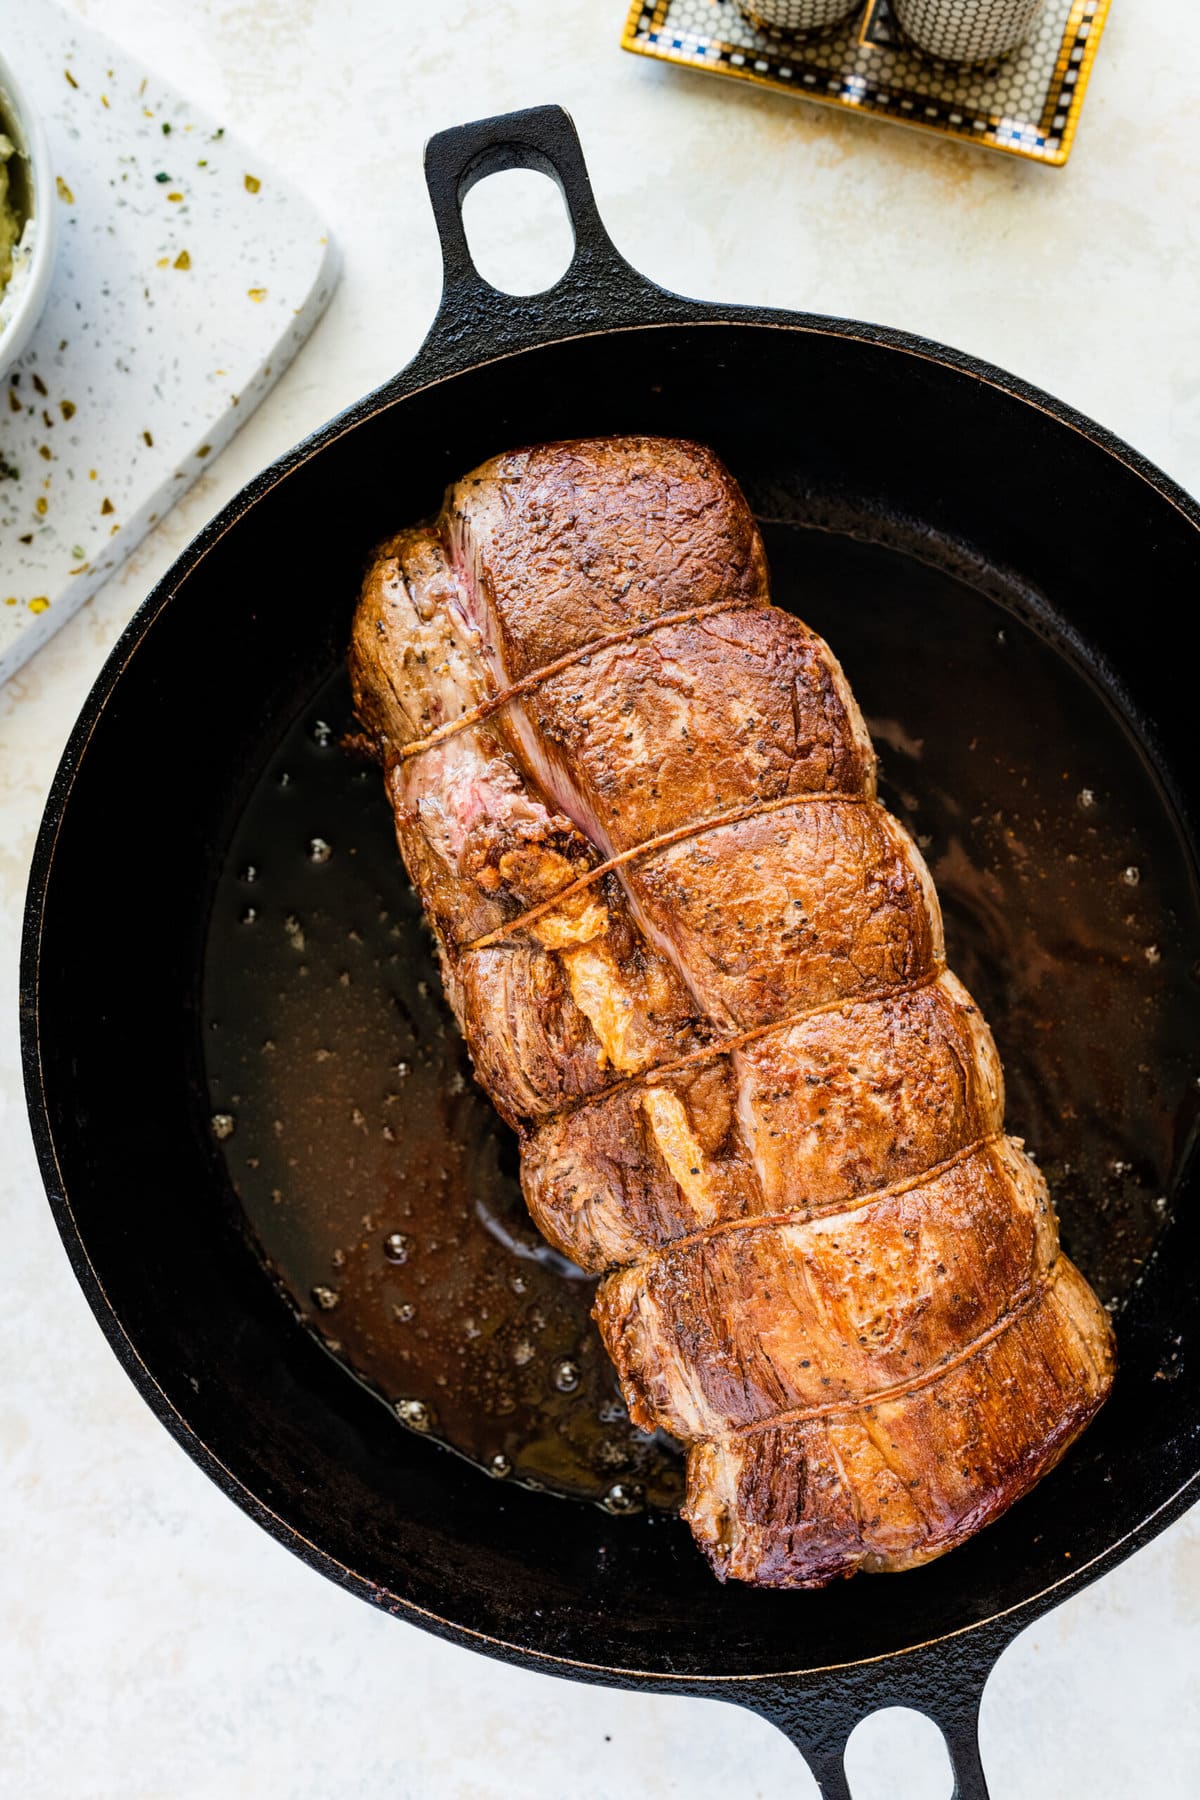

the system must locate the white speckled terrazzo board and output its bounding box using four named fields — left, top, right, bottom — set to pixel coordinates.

left=0, top=0, right=338, bottom=682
